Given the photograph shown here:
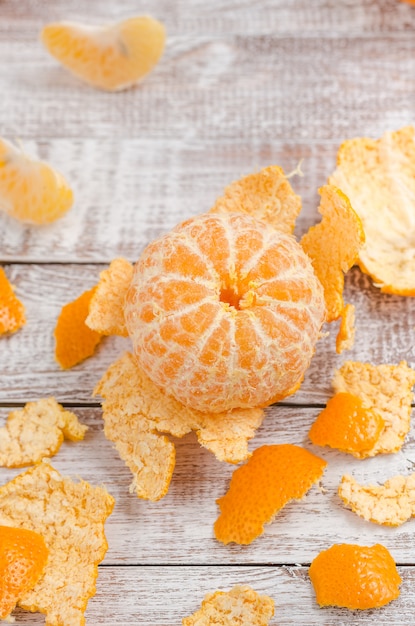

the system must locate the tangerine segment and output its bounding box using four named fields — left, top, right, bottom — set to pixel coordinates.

left=0, top=267, right=26, bottom=335
left=309, top=392, right=385, bottom=459
left=41, top=16, right=166, bottom=91
left=86, top=258, right=133, bottom=336
left=182, top=585, right=275, bottom=626
left=0, top=526, right=49, bottom=621
left=125, top=212, right=325, bottom=414
left=339, top=473, right=415, bottom=527
left=54, top=287, right=103, bottom=369
left=332, top=361, right=415, bottom=455
left=0, top=138, right=73, bottom=225
left=336, top=303, right=355, bottom=354
left=210, top=165, right=302, bottom=233
left=300, top=184, right=364, bottom=322
left=0, top=462, right=114, bottom=626
left=94, top=353, right=264, bottom=500
left=309, top=543, right=401, bottom=610
left=214, top=444, right=327, bottom=545
left=329, top=126, right=415, bottom=295
left=0, top=398, right=87, bottom=468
